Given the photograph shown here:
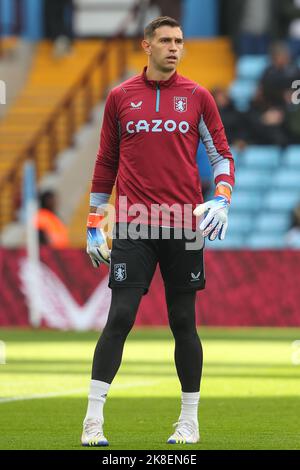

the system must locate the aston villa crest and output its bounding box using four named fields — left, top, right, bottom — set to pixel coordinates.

left=174, top=96, right=187, bottom=113
left=114, top=263, right=127, bottom=282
